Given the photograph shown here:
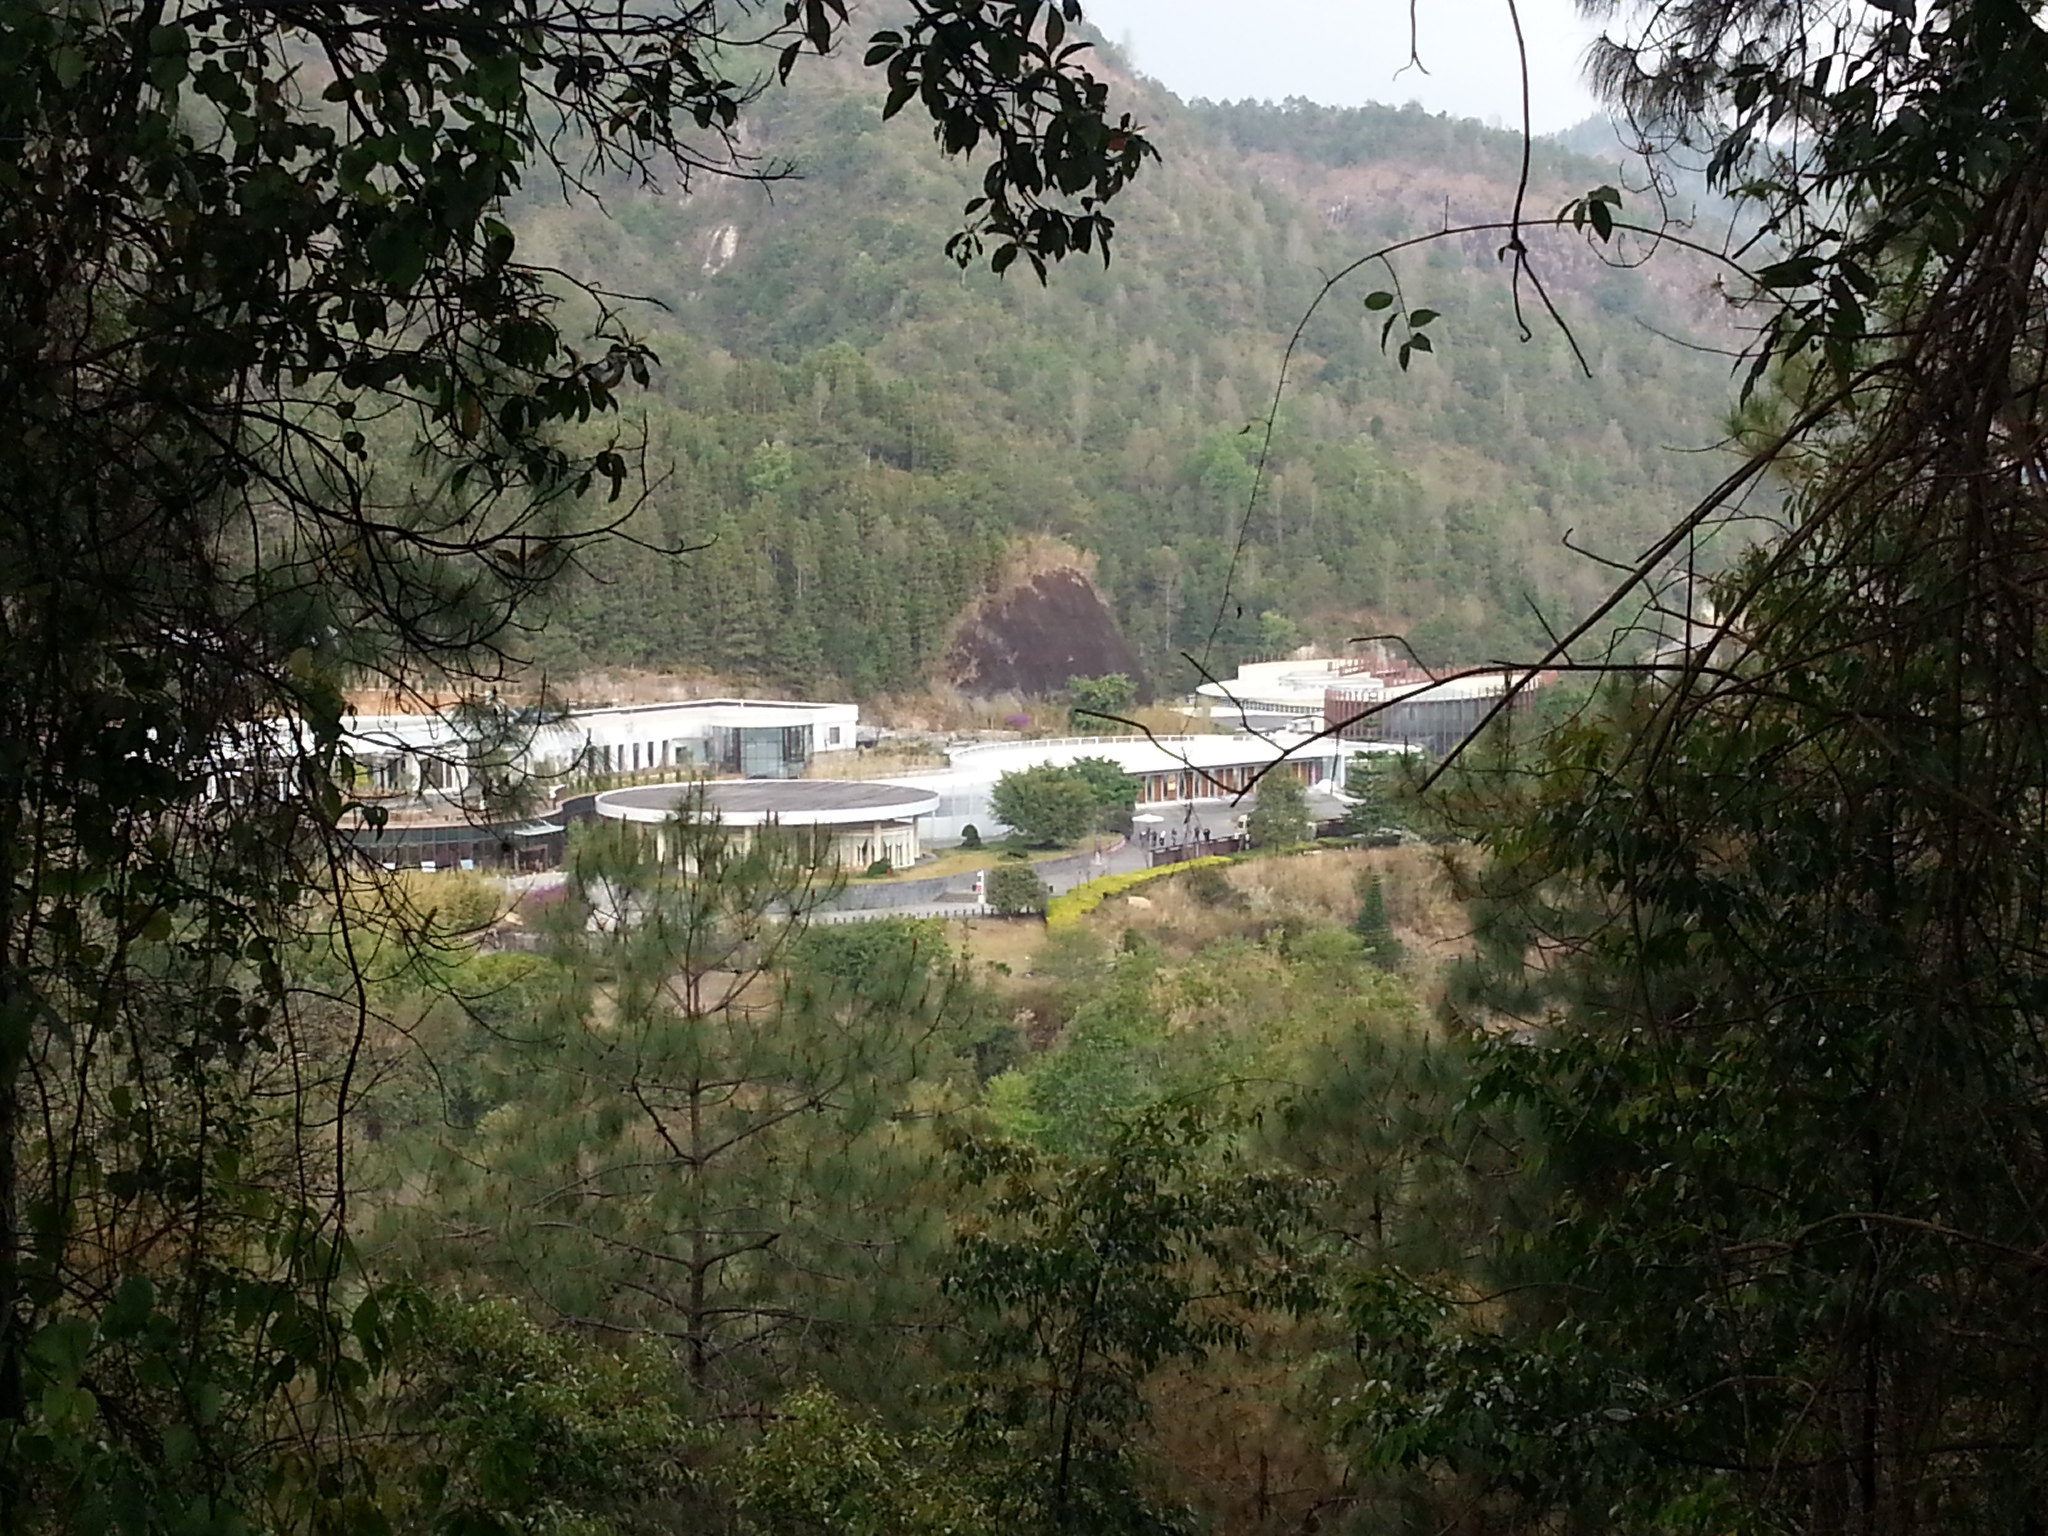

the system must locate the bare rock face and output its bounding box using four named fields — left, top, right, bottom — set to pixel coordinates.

left=945, top=566, right=1144, bottom=700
